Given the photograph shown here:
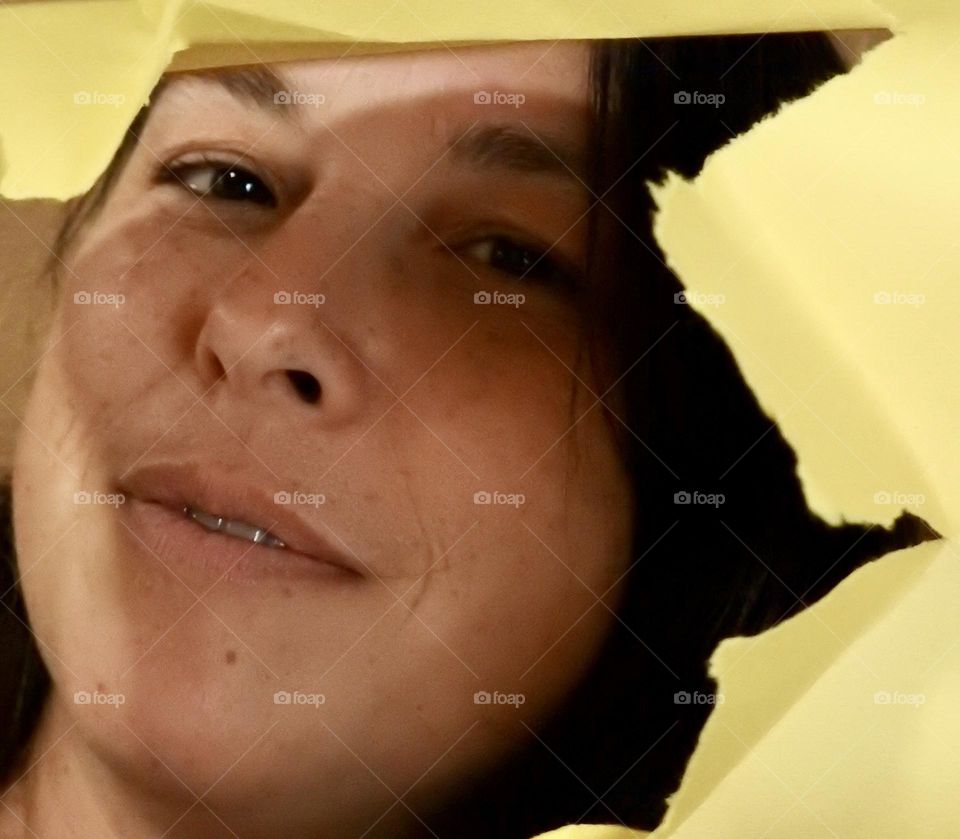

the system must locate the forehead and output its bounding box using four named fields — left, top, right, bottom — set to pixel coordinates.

left=156, top=40, right=593, bottom=138
left=282, top=40, right=593, bottom=97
